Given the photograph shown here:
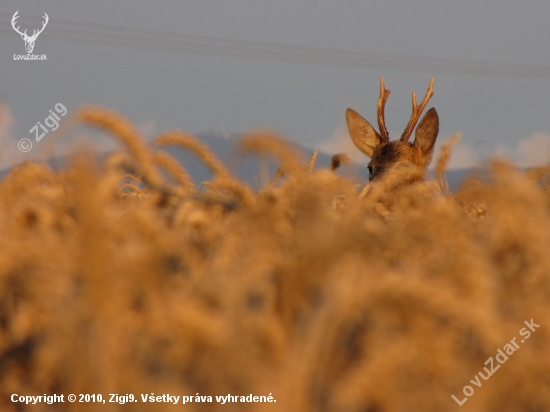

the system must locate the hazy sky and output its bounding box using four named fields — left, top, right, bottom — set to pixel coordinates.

left=1, top=1, right=550, bottom=170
